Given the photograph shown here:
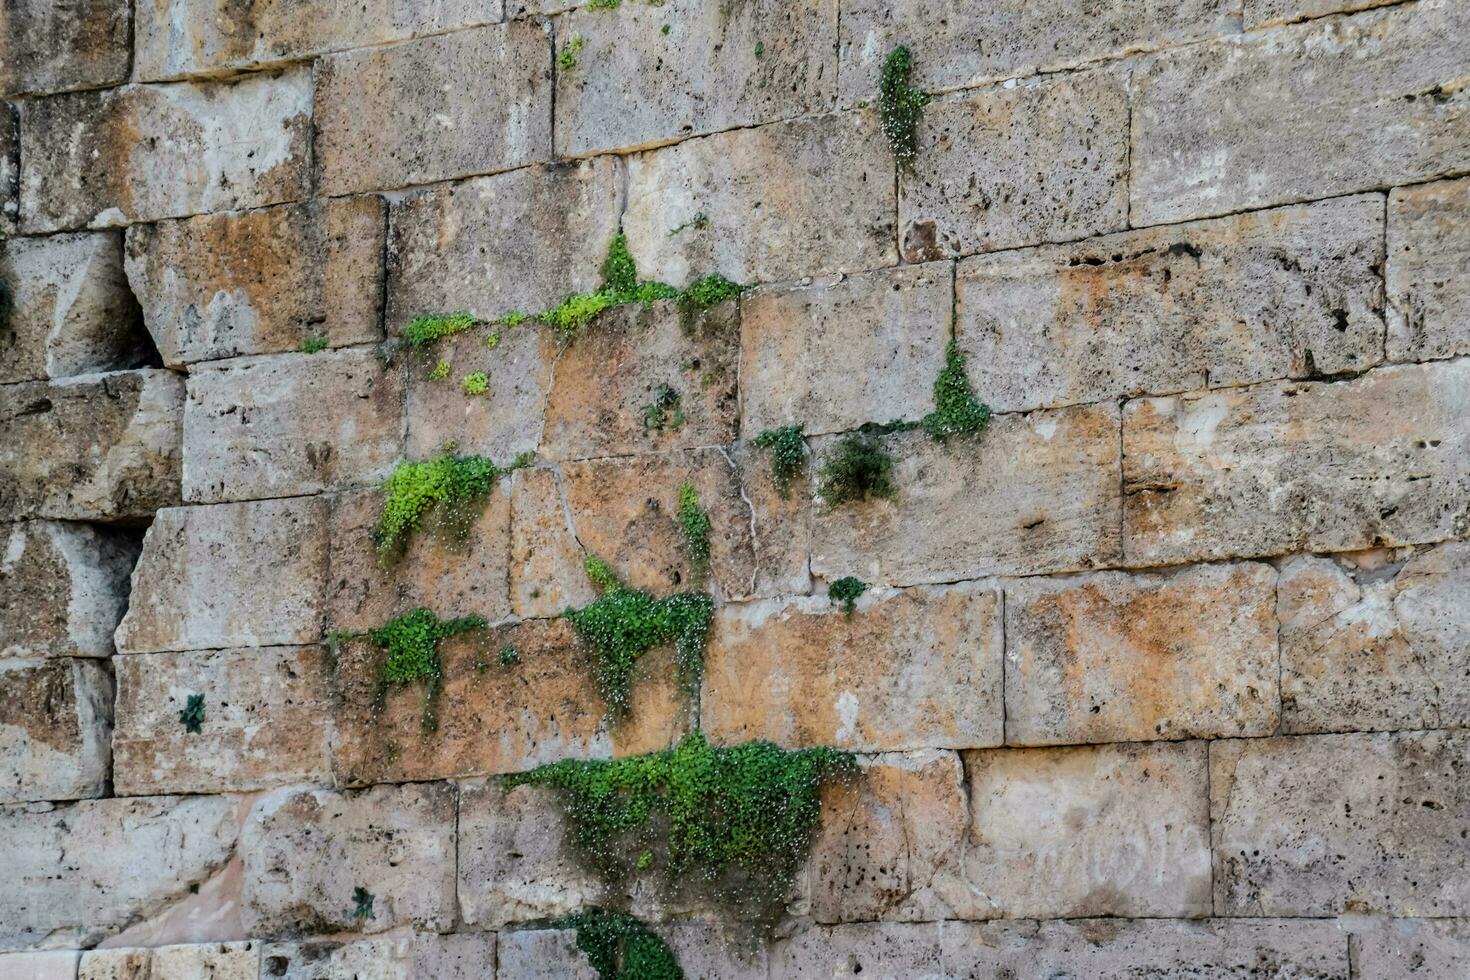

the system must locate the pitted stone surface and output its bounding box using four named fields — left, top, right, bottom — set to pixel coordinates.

left=509, top=466, right=597, bottom=619
left=1350, top=918, right=1470, bottom=980
left=1246, top=0, right=1401, bottom=28
left=498, top=924, right=762, bottom=980
left=0, top=658, right=112, bottom=804
left=259, top=934, right=495, bottom=980
left=0, top=0, right=129, bottom=96
left=0, top=520, right=139, bottom=660
left=80, top=942, right=260, bottom=980
left=1388, top=176, right=1470, bottom=361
